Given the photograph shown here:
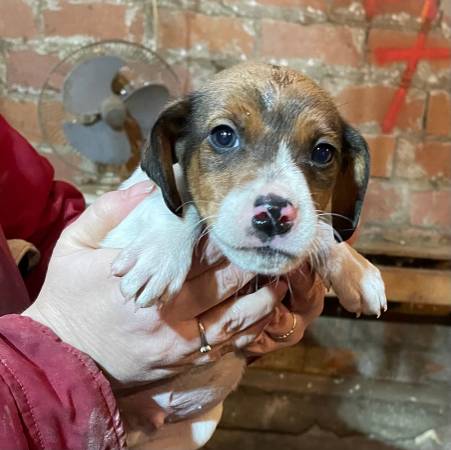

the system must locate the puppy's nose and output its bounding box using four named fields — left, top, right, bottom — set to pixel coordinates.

left=252, top=194, right=297, bottom=239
